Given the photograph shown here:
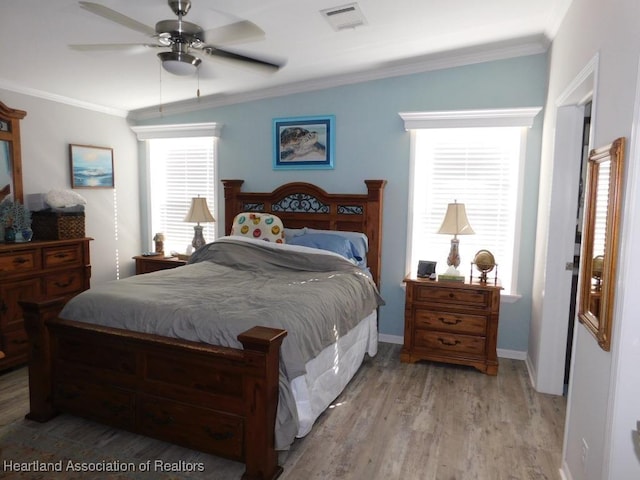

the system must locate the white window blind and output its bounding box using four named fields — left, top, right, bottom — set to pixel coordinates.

left=149, top=137, right=216, bottom=254
left=410, top=127, right=523, bottom=292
